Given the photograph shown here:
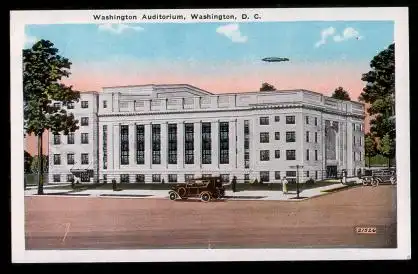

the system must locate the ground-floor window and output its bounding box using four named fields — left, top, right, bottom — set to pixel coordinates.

left=80, top=173, right=90, bottom=182
left=260, top=171, right=269, bottom=182
left=168, top=174, right=177, bottom=183
left=67, top=174, right=74, bottom=182
left=103, top=174, right=107, bottom=184
left=315, top=171, right=318, bottom=180
left=120, top=174, right=129, bottom=183
left=220, top=174, right=230, bottom=183
left=275, top=171, right=281, bottom=180
left=306, top=171, right=310, bottom=178
left=185, top=174, right=194, bottom=182
left=53, top=174, right=61, bottom=182
left=136, top=174, right=145, bottom=183
left=152, top=174, right=161, bottom=183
